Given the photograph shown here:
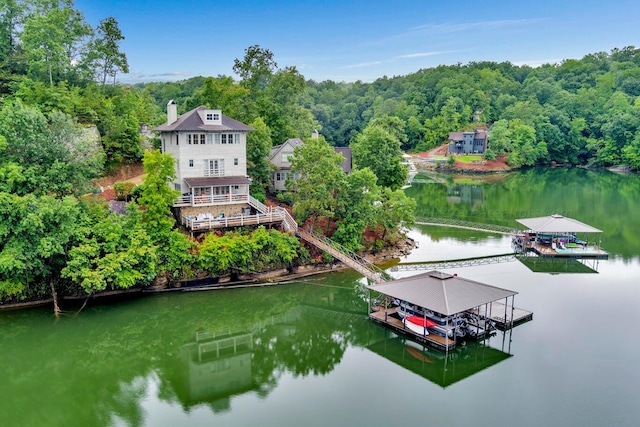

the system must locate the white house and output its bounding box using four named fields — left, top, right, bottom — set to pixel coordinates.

left=269, top=138, right=304, bottom=191
left=268, top=137, right=352, bottom=192
left=154, top=101, right=254, bottom=218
